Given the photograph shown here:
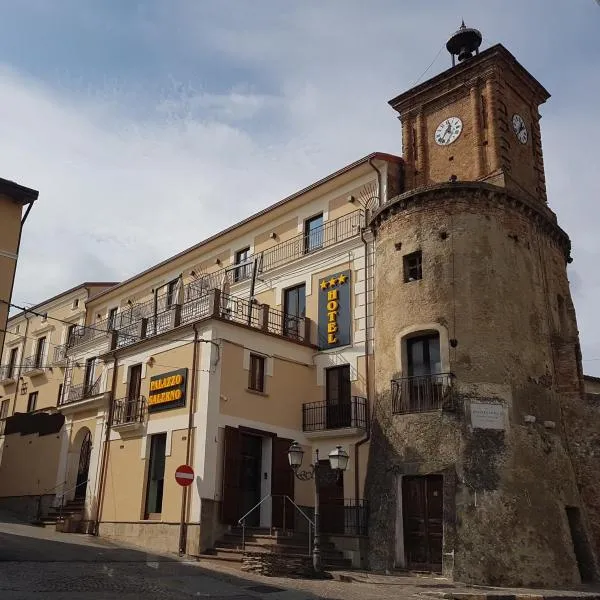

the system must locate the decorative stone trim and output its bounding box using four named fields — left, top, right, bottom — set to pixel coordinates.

left=369, top=182, right=572, bottom=262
